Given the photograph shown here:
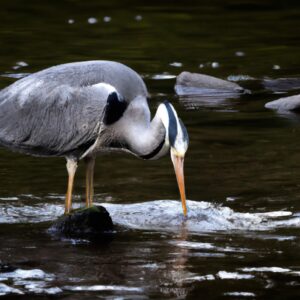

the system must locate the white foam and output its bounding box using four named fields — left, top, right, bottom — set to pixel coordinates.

left=224, top=292, right=255, bottom=297
left=0, top=268, right=61, bottom=295
left=171, top=240, right=252, bottom=253
left=1, top=72, right=29, bottom=79
left=87, top=17, right=98, bottom=24
left=185, top=274, right=215, bottom=282
left=171, top=241, right=215, bottom=250
left=12, top=61, right=28, bottom=70
left=226, top=196, right=239, bottom=202
left=24, top=282, right=62, bottom=295
left=141, top=263, right=161, bottom=270
left=254, top=234, right=296, bottom=241
left=1, top=199, right=300, bottom=234
left=0, top=269, right=54, bottom=280
left=240, top=267, right=291, bottom=273
left=0, top=197, right=19, bottom=201
left=211, top=62, right=220, bottom=68
left=102, top=200, right=300, bottom=233
left=0, top=283, right=23, bottom=296
left=217, top=271, right=254, bottom=280
left=0, top=204, right=63, bottom=223
left=255, top=211, right=292, bottom=218
left=151, top=74, right=176, bottom=80
left=64, top=285, right=143, bottom=292
left=290, top=271, right=300, bottom=276
left=235, top=51, right=246, bottom=57
left=135, top=15, right=142, bottom=21
left=227, top=75, right=254, bottom=81
left=240, top=267, right=300, bottom=278
left=169, top=62, right=183, bottom=67
left=103, top=16, right=111, bottom=22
